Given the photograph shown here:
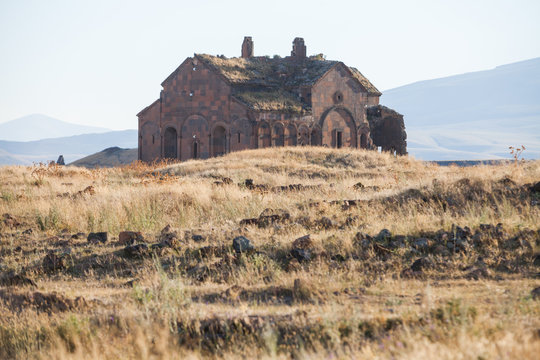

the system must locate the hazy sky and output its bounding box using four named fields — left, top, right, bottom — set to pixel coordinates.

left=1, top=0, right=539, bottom=130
